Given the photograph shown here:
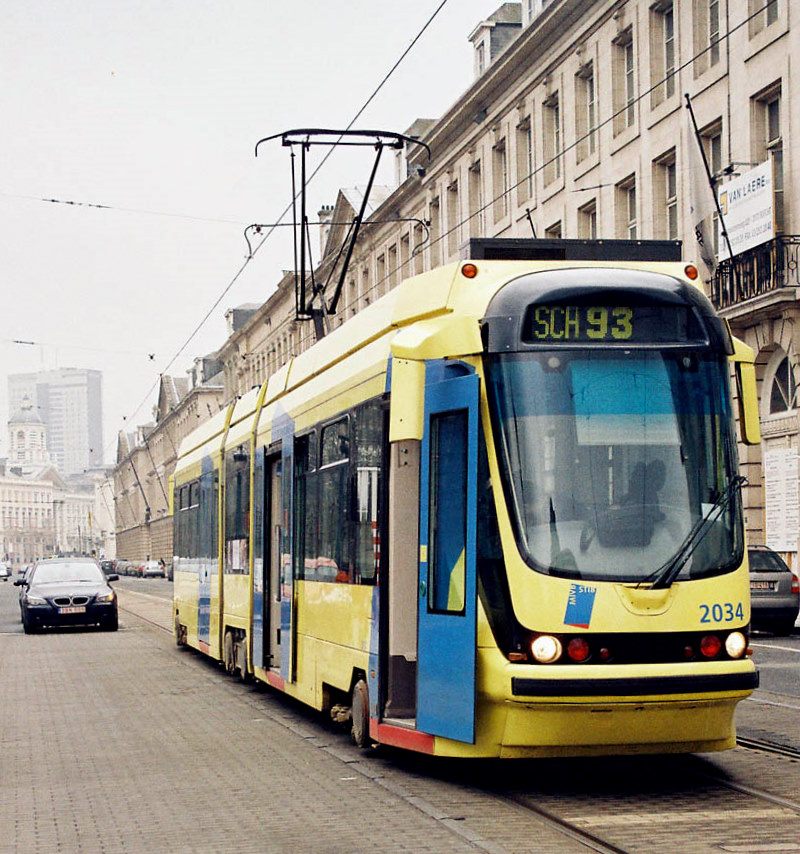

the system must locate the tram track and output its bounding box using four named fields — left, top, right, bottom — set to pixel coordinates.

left=118, top=590, right=800, bottom=852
